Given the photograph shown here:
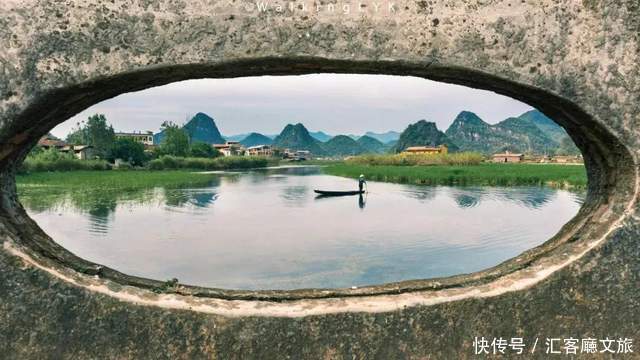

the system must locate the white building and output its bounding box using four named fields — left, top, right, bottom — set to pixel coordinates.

left=115, top=131, right=154, bottom=146
left=246, top=145, right=273, bottom=156
left=214, top=141, right=245, bottom=156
